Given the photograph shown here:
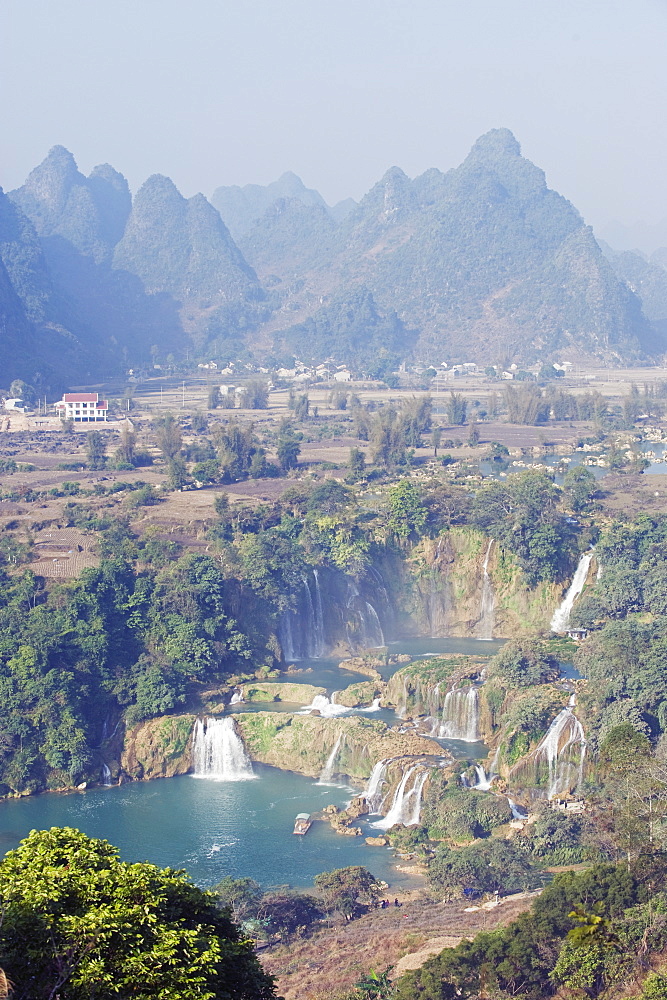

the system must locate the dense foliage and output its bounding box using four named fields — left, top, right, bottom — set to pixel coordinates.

left=395, top=863, right=655, bottom=1000
left=0, top=826, right=276, bottom=1000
